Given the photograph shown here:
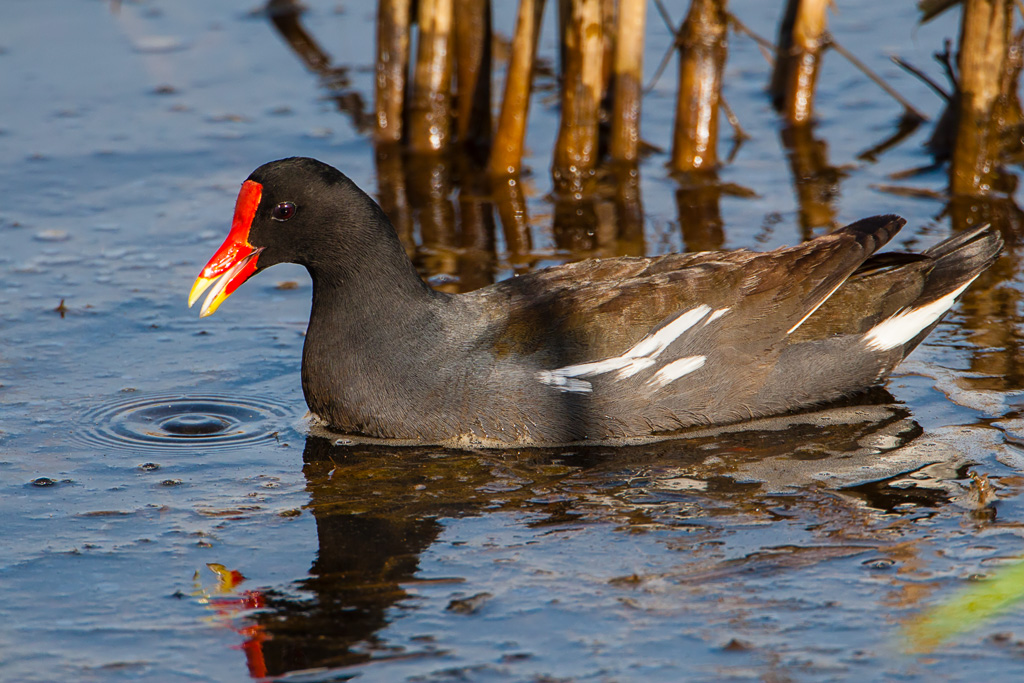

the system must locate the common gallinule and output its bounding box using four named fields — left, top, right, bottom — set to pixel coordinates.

left=189, top=157, right=1002, bottom=445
